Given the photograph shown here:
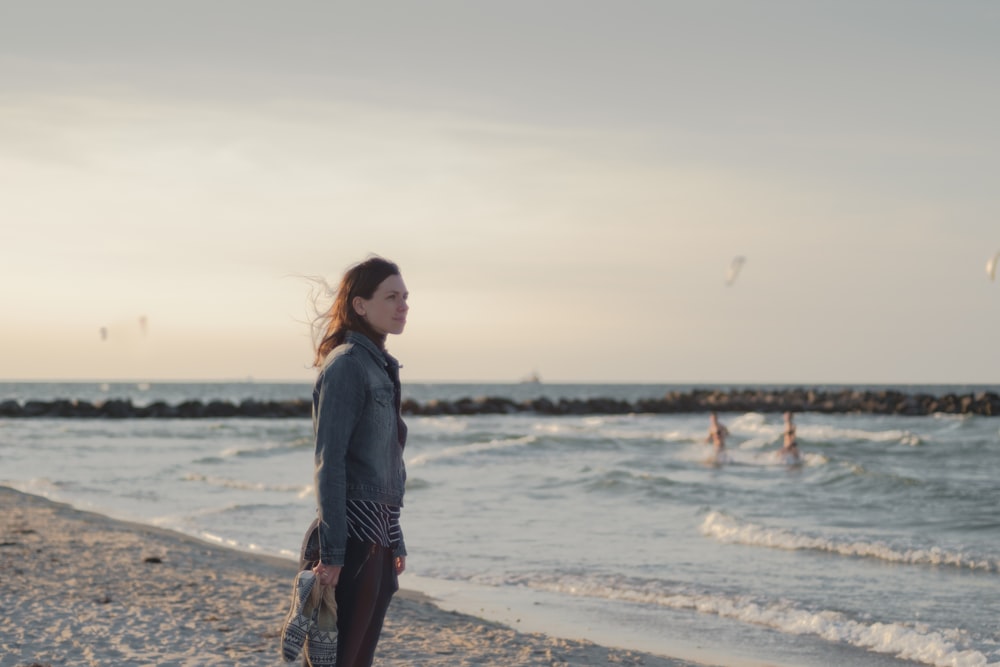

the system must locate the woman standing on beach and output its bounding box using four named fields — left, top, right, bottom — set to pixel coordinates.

left=309, top=256, right=409, bottom=667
